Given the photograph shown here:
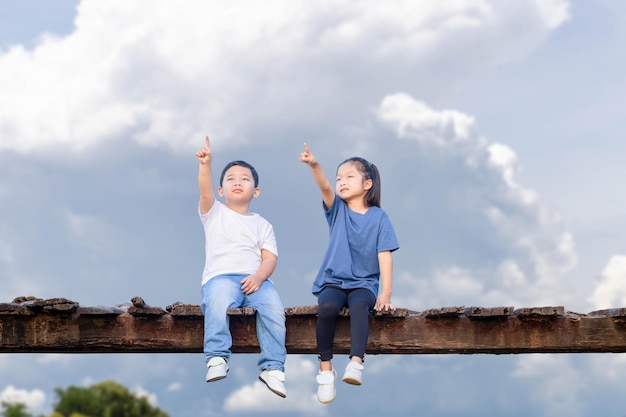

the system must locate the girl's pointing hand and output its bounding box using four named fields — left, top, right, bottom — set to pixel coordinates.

left=299, top=142, right=318, bottom=166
